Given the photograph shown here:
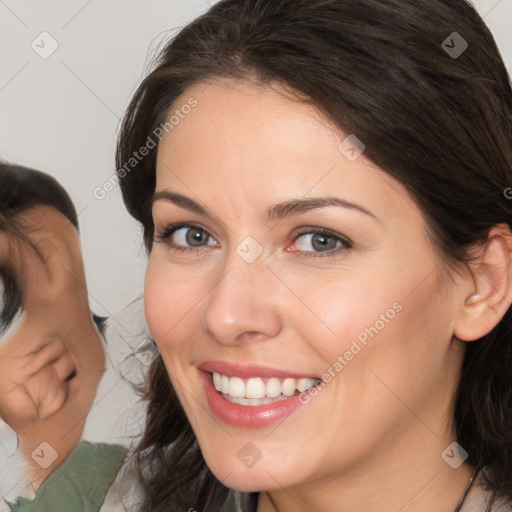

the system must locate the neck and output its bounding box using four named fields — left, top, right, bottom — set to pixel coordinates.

left=257, top=423, right=475, bottom=512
